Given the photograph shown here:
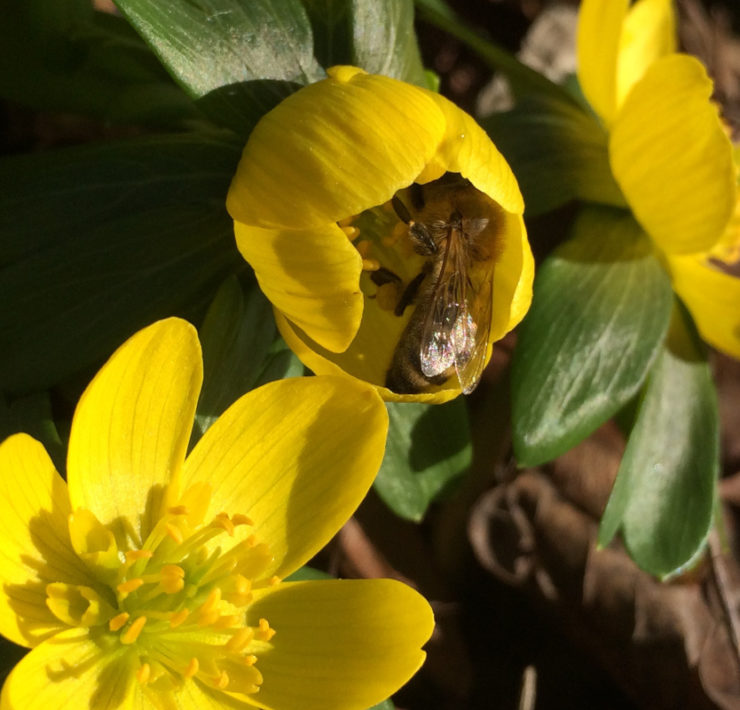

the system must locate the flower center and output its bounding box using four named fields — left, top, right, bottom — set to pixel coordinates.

left=46, top=483, right=277, bottom=696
